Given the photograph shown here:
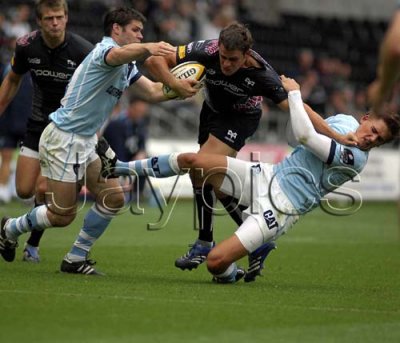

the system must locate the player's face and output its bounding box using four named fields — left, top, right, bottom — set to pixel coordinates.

left=356, top=115, right=391, bottom=150
left=118, top=20, right=144, bottom=46
left=37, top=7, right=67, bottom=41
left=219, top=44, right=247, bottom=76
